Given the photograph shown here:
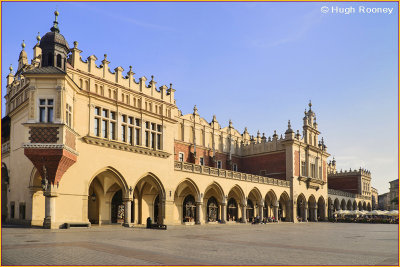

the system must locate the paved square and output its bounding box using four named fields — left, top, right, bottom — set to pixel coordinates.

left=1, top=222, right=398, bottom=266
